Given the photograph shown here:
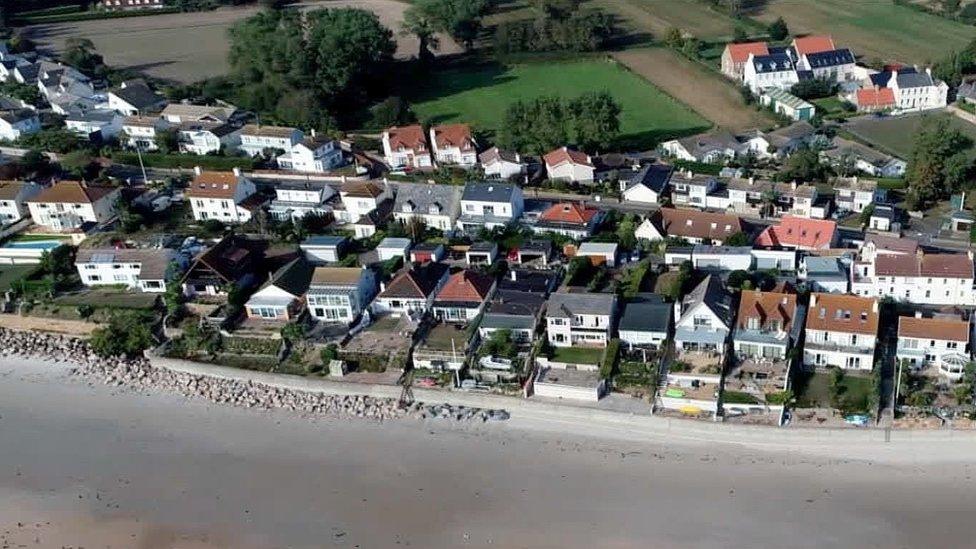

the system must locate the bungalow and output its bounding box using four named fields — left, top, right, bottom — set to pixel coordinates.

left=276, top=133, right=344, bottom=173
left=392, top=182, right=462, bottom=232
left=498, top=268, right=559, bottom=295
left=673, top=275, right=734, bottom=355
left=576, top=242, right=619, bottom=266
left=478, top=289, right=546, bottom=343
left=306, top=266, right=378, bottom=324
left=755, top=216, right=838, bottom=251
left=0, top=108, right=39, bottom=141
left=896, top=313, right=971, bottom=380
left=177, top=121, right=241, bottom=155
left=803, top=293, right=879, bottom=371
left=833, top=176, right=886, bottom=213
left=821, top=137, right=906, bottom=178
left=267, top=181, right=335, bottom=222
left=430, top=123, right=477, bottom=167
left=743, top=52, right=798, bottom=93
left=121, top=115, right=168, bottom=151
left=432, top=269, right=496, bottom=323
left=618, top=293, right=672, bottom=350
left=851, top=250, right=976, bottom=306
left=300, top=235, right=347, bottom=264
left=75, top=247, right=175, bottom=293
left=457, top=182, right=524, bottom=232
left=0, top=181, right=42, bottom=224
left=410, top=242, right=445, bottom=264
left=186, top=168, right=261, bottom=224
left=65, top=109, right=122, bottom=140
left=479, top=147, right=526, bottom=179
left=544, top=147, right=595, bottom=183
left=621, top=163, right=673, bottom=204
left=637, top=208, right=746, bottom=245
left=180, top=235, right=259, bottom=297
left=732, top=289, right=798, bottom=361
left=161, top=103, right=236, bottom=124
left=27, top=181, right=120, bottom=232
left=533, top=202, right=602, bottom=239
left=798, top=255, right=850, bottom=293
left=372, top=261, right=450, bottom=317
left=244, top=257, right=314, bottom=322
left=239, top=124, right=303, bottom=157
left=760, top=88, right=815, bottom=121
left=545, top=292, right=616, bottom=348
left=465, top=241, right=498, bottom=265
left=107, top=80, right=166, bottom=116
left=382, top=125, right=432, bottom=170
left=376, top=237, right=411, bottom=262
left=765, top=121, right=820, bottom=157
left=659, top=130, right=743, bottom=163
left=511, top=240, right=554, bottom=267
left=721, top=41, right=769, bottom=80
left=690, top=245, right=753, bottom=272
